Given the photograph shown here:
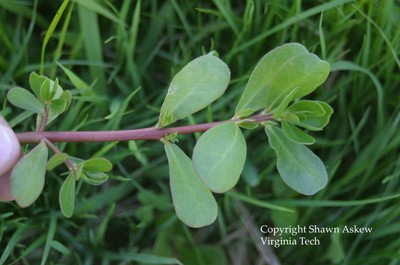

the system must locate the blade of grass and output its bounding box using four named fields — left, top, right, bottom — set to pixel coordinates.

left=102, top=252, right=183, bottom=265
left=227, top=0, right=353, bottom=60
left=272, top=193, right=400, bottom=207
left=50, top=2, right=75, bottom=78
left=170, top=0, right=194, bottom=42
left=72, top=0, right=123, bottom=26
left=125, top=0, right=141, bottom=87
left=228, top=191, right=294, bottom=213
left=352, top=4, right=400, bottom=70
left=40, top=212, right=58, bottom=265
left=319, top=11, right=327, bottom=59
left=95, top=204, right=115, bottom=245
left=331, top=60, right=385, bottom=127
left=0, top=1, right=46, bottom=27
left=40, top=0, right=70, bottom=75
left=0, top=0, right=38, bottom=84
left=0, top=226, right=30, bottom=265
left=212, top=0, right=239, bottom=35
left=77, top=4, right=107, bottom=95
